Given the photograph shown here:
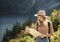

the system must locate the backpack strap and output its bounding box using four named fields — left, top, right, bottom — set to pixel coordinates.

left=48, top=22, right=51, bottom=42
left=48, top=22, right=50, bottom=34
left=36, top=22, right=38, bottom=31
